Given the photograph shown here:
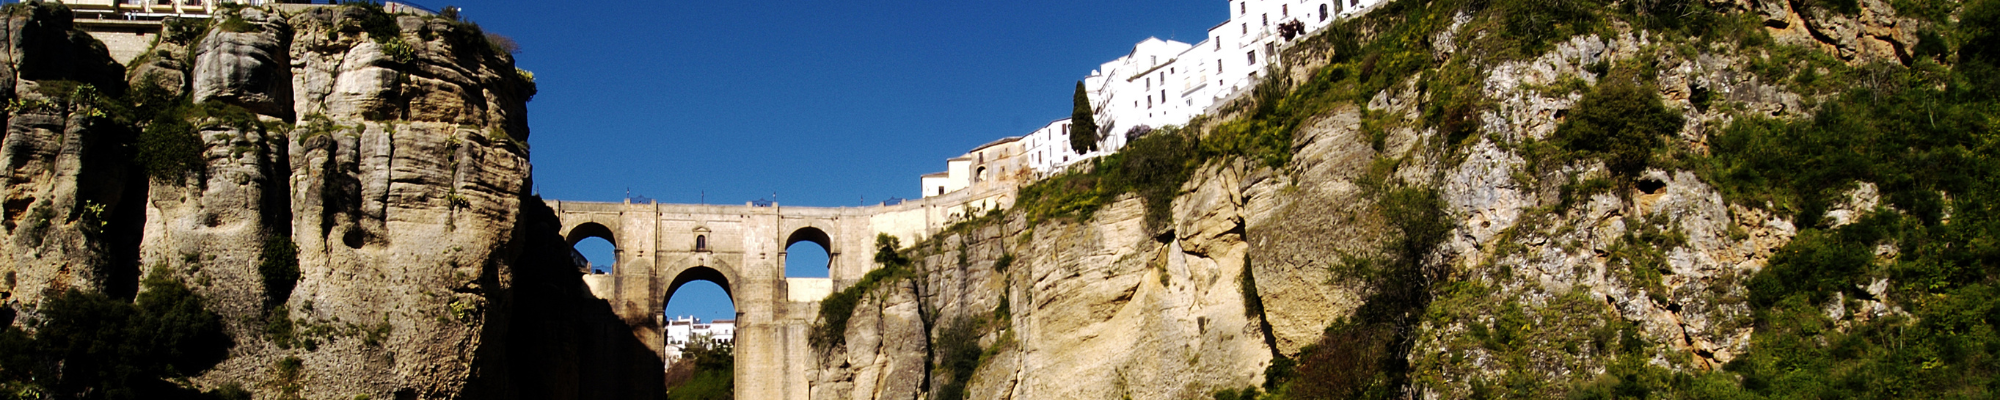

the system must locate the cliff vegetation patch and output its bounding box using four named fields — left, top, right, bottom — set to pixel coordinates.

left=0, top=269, right=235, bottom=399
